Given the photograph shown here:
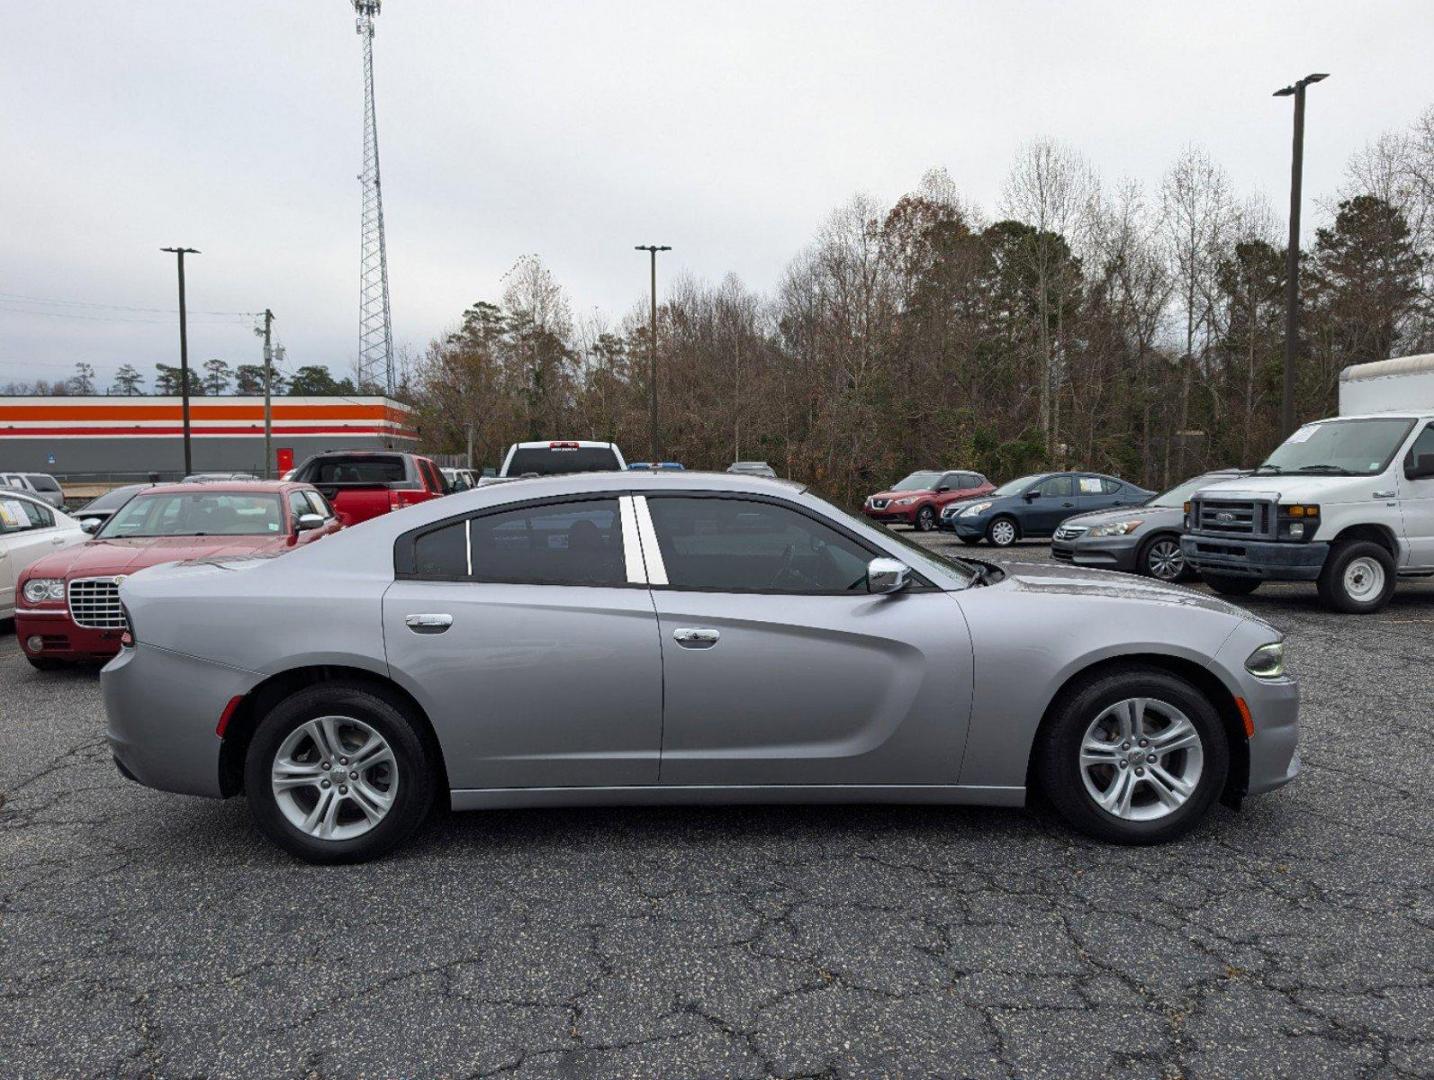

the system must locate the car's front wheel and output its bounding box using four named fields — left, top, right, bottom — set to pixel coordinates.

left=914, top=506, right=937, bottom=532
left=245, top=682, right=436, bottom=864
left=1139, top=534, right=1187, bottom=582
left=986, top=516, right=1019, bottom=547
left=1035, top=667, right=1229, bottom=844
